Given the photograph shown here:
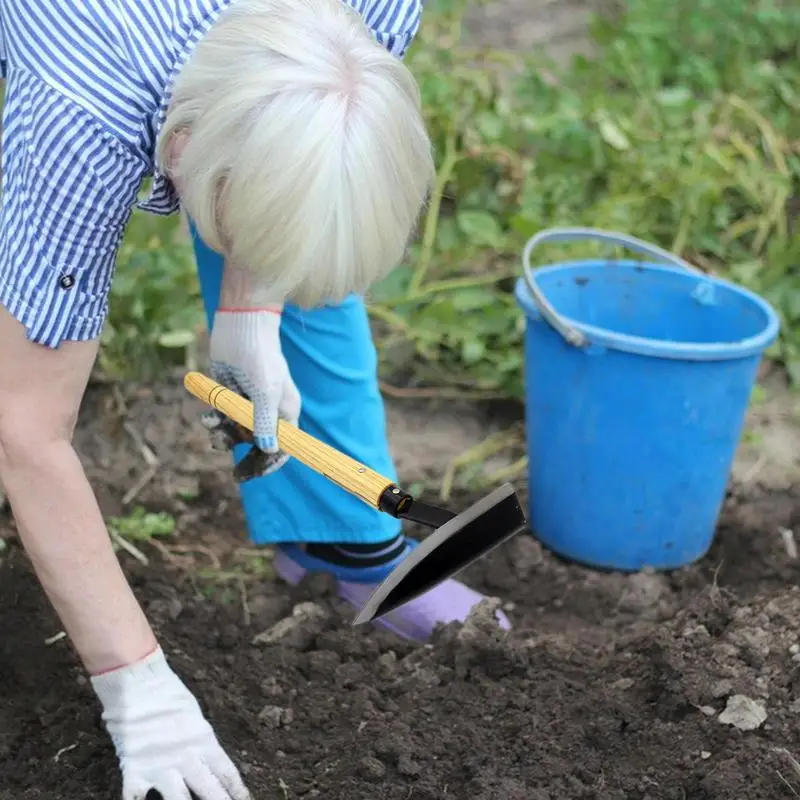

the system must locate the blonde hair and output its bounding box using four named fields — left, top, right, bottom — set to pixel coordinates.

left=159, top=0, right=434, bottom=306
